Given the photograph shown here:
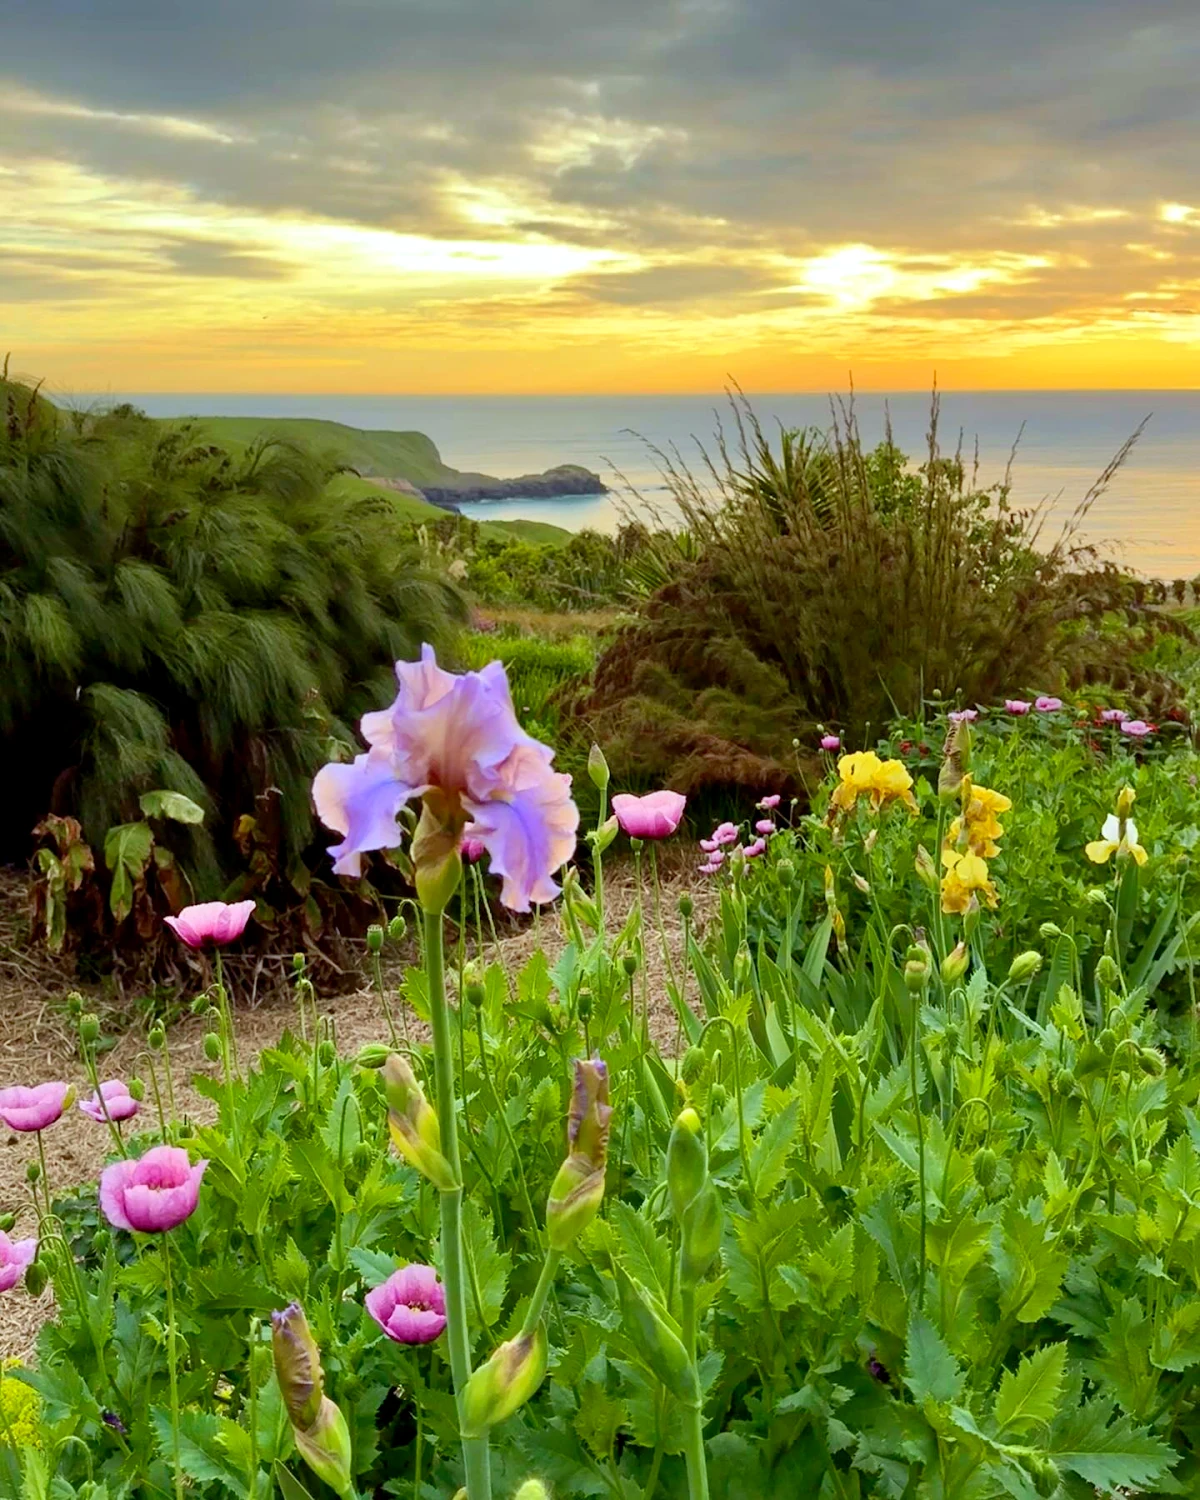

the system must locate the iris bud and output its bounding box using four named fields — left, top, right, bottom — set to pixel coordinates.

left=614, top=1269, right=699, bottom=1407
left=381, top=1053, right=457, bottom=1192
left=546, top=1058, right=611, bottom=1250
left=941, top=942, right=969, bottom=984
left=680, top=1181, right=723, bottom=1287
left=461, top=1327, right=548, bottom=1438
left=272, top=1303, right=353, bottom=1498
left=666, top=1108, right=707, bottom=1220
left=587, top=744, right=610, bottom=791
